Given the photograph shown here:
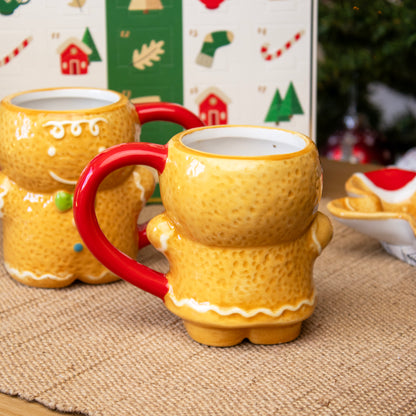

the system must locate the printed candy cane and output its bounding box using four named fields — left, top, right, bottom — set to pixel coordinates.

left=0, top=36, right=33, bottom=67
left=261, top=30, right=304, bottom=61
